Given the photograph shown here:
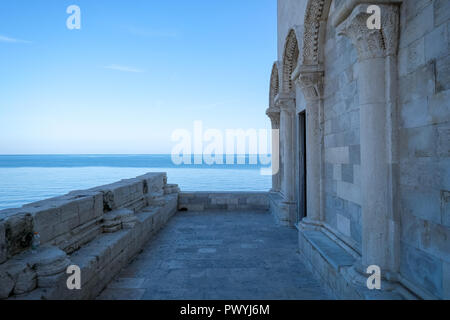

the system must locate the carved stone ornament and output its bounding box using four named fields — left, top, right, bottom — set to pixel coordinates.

left=338, top=4, right=400, bottom=61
